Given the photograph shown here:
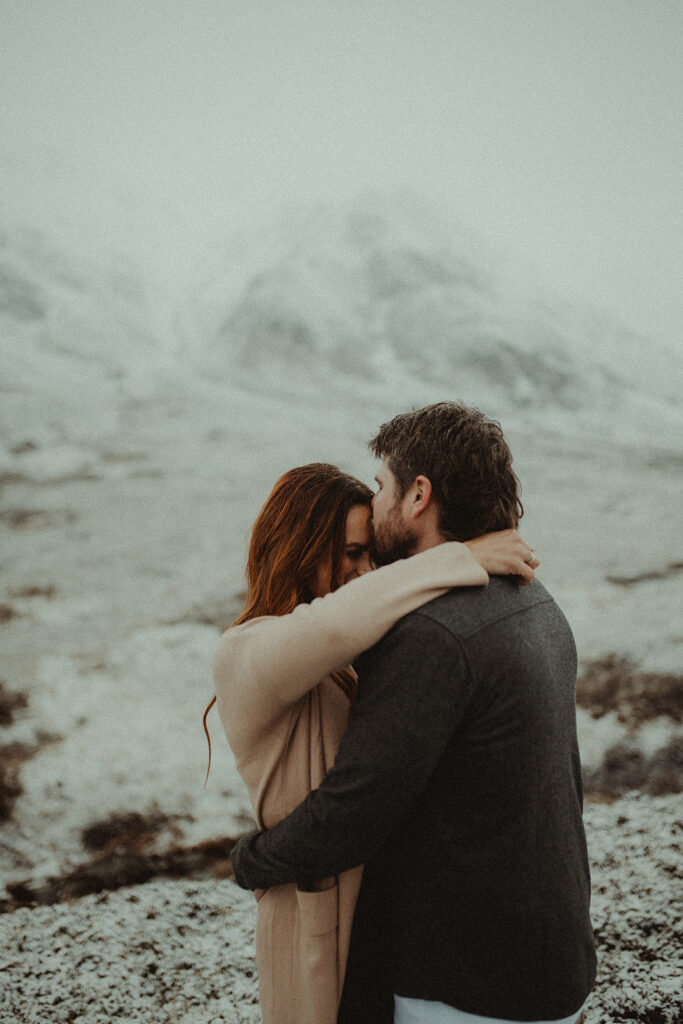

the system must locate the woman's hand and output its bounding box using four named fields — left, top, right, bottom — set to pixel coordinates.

left=465, top=529, right=539, bottom=585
